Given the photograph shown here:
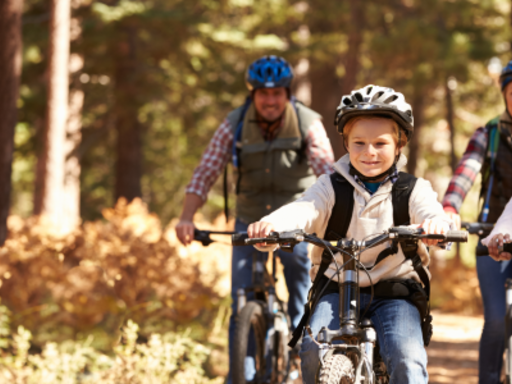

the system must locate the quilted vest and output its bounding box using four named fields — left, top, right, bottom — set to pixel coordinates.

left=226, top=101, right=321, bottom=223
